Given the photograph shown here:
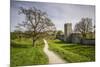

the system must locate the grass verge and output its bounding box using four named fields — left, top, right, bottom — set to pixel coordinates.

left=48, top=39, right=95, bottom=63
